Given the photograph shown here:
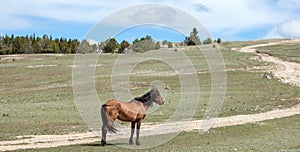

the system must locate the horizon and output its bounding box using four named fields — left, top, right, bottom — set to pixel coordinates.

left=1, top=1, right=300, bottom=42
